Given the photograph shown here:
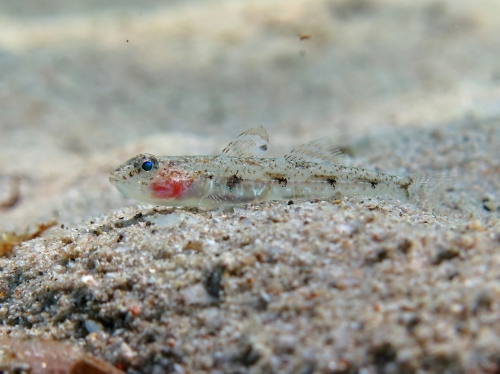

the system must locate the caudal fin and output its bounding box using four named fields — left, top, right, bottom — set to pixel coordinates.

left=408, top=170, right=455, bottom=207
